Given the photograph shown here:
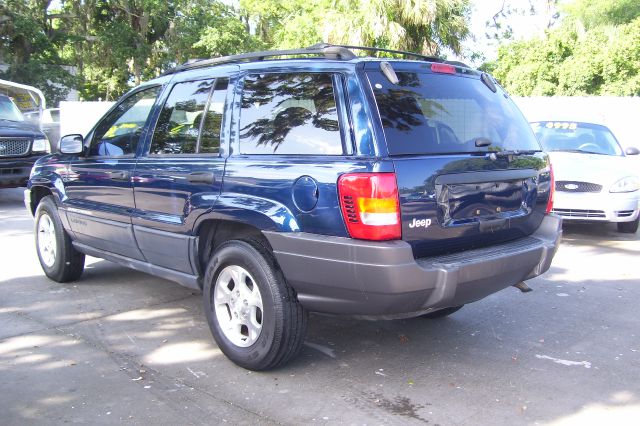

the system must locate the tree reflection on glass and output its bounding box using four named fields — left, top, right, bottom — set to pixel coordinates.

left=239, top=73, right=342, bottom=155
